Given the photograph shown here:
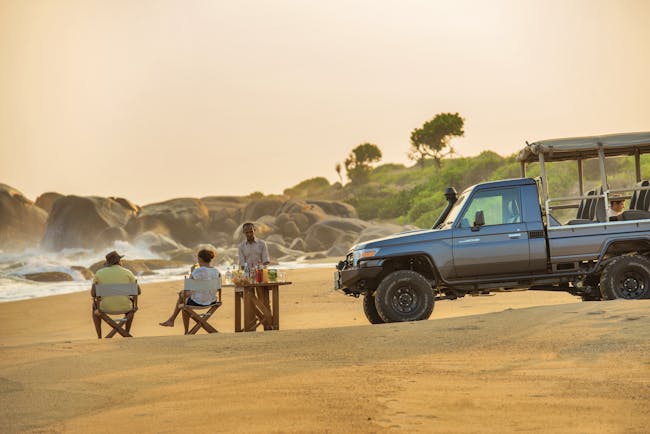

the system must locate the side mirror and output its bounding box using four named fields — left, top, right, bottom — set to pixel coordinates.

left=471, top=211, right=485, bottom=231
